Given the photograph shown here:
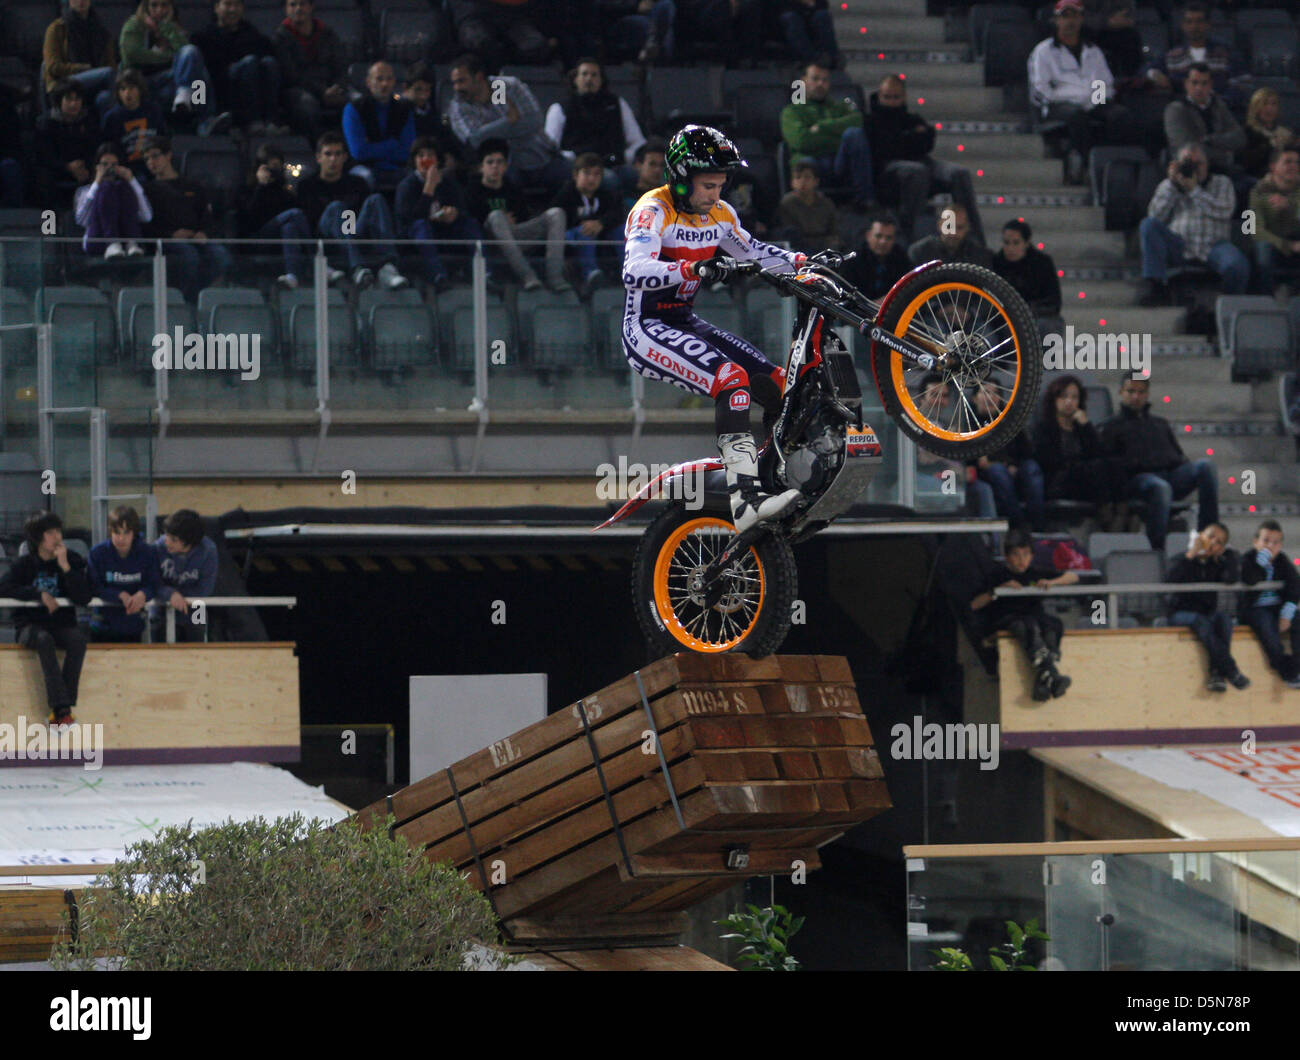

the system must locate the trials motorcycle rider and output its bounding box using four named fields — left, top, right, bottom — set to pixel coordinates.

left=621, top=124, right=807, bottom=533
